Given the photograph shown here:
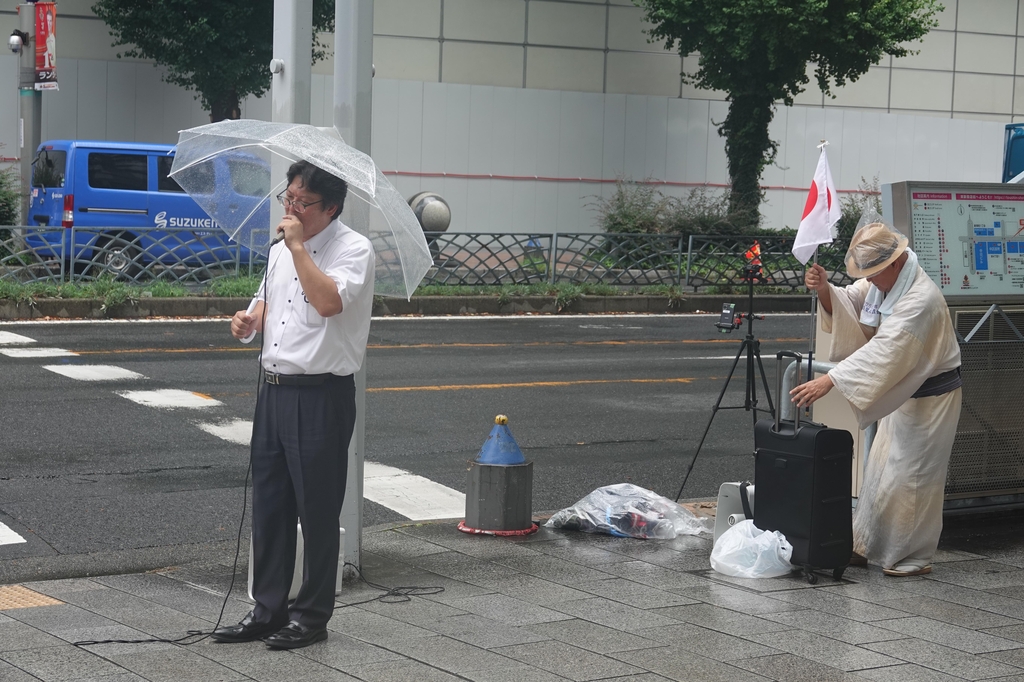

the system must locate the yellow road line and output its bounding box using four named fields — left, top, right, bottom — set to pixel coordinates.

left=367, top=377, right=697, bottom=392
left=369, top=338, right=806, bottom=349
left=73, top=347, right=257, bottom=355
left=68, top=337, right=807, bottom=355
